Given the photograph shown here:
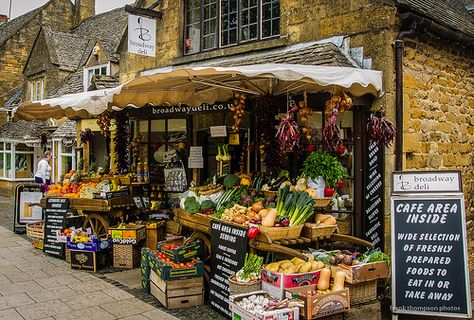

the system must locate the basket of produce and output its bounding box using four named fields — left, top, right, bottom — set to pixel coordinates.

left=313, top=197, right=333, bottom=208
left=336, top=217, right=352, bottom=235
left=26, top=221, right=44, bottom=240
left=259, top=225, right=304, bottom=240
left=303, top=223, right=336, bottom=240
left=119, top=176, right=131, bottom=185
left=228, top=253, right=263, bottom=295
left=190, top=184, right=224, bottom=196
left=262, top=190, right=277, bottom=198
